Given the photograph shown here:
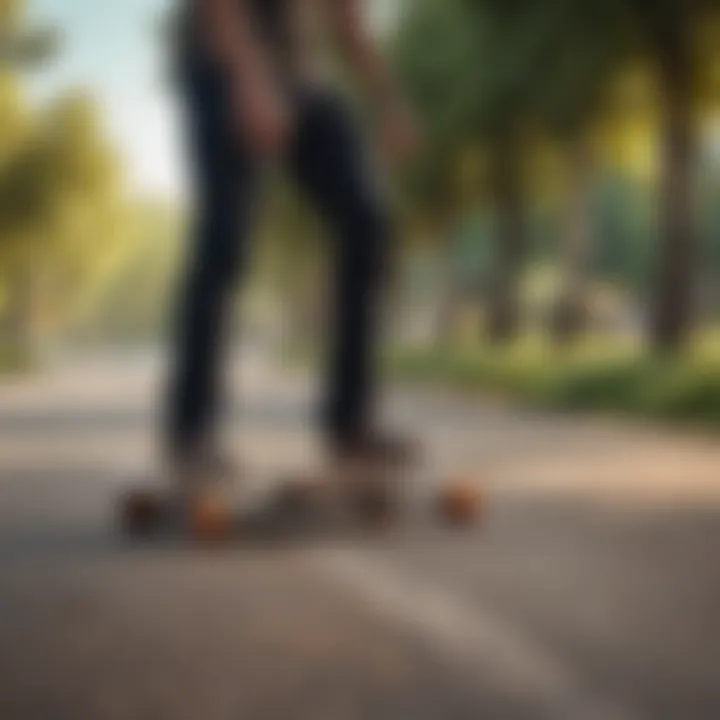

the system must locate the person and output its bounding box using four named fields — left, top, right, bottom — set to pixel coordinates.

left=166, top=0, right=418, bottom=490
